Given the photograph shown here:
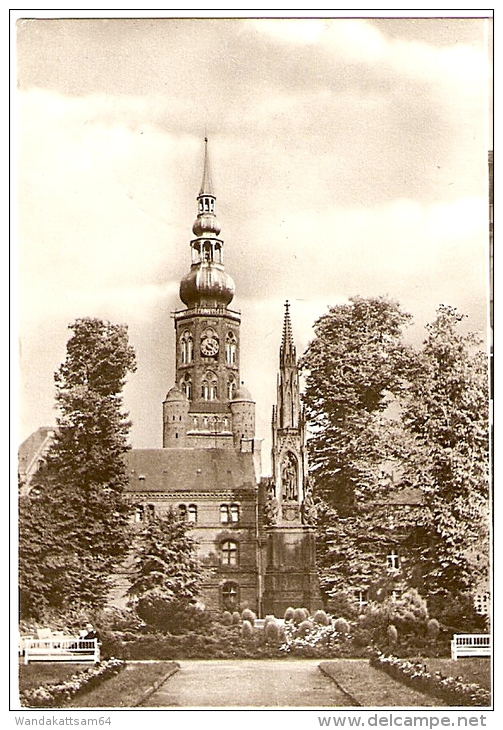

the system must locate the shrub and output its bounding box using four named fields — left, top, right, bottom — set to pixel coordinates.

left=313, top=609, right=330, bottom=626
left=221, top=611, right=233, bottom=626
left=428, top=593, right=487, bottom=634
left=241, top=620, right=254, bottom=640
left=292, top=608, right=308, bottom=625
left=284, top=607, right=295, bottom=622
left=264, top=620, right=280, bottom=644
left=333, top=617, right=350, bottom=635
left=326, top=591, right=359, bottom=620
left=427, top=618, right=440, bottom=640
left=241, top=609, right=256, bottom=625
left=231, top=611, right=241, bottom=625
left=135, top=594, right=210, bottom=634
left=297, top=619, right=314, bottom=637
